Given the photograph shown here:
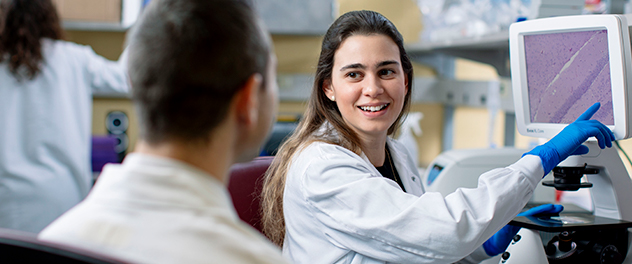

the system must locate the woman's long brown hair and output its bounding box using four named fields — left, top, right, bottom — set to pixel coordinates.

left=0, top=0, right=64, bottom=80
left=260, top=10, right=414, bottom=247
